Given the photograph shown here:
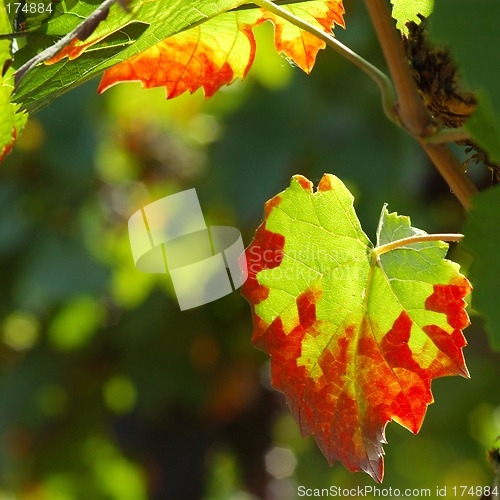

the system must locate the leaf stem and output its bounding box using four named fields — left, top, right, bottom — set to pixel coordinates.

left=374, top=233, right=463, bottom=257
left=424, top=127, right=471, bottom=144
left=251, top=0, right=398, bottom=124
